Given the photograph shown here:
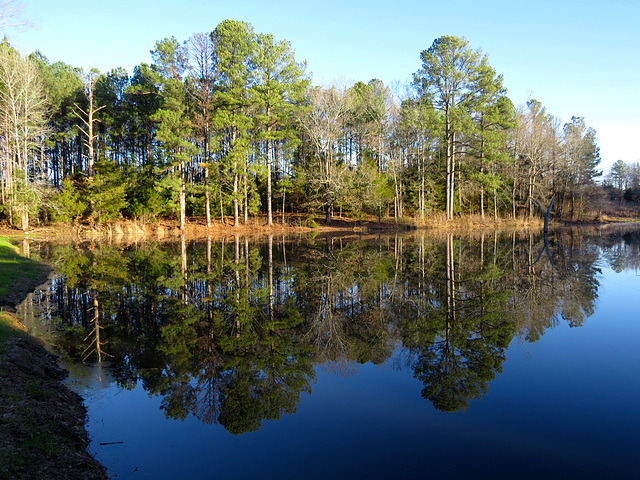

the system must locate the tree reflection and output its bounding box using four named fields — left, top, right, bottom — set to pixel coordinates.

left=27, top=227, right=610, bottom=425
left=600, top=230, right=640, bottom=272
left=295, top=235, right=395, bottom=367
left=396, top=233, right=515, bottom=412
left=511, top=229, right=600, bottom=340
